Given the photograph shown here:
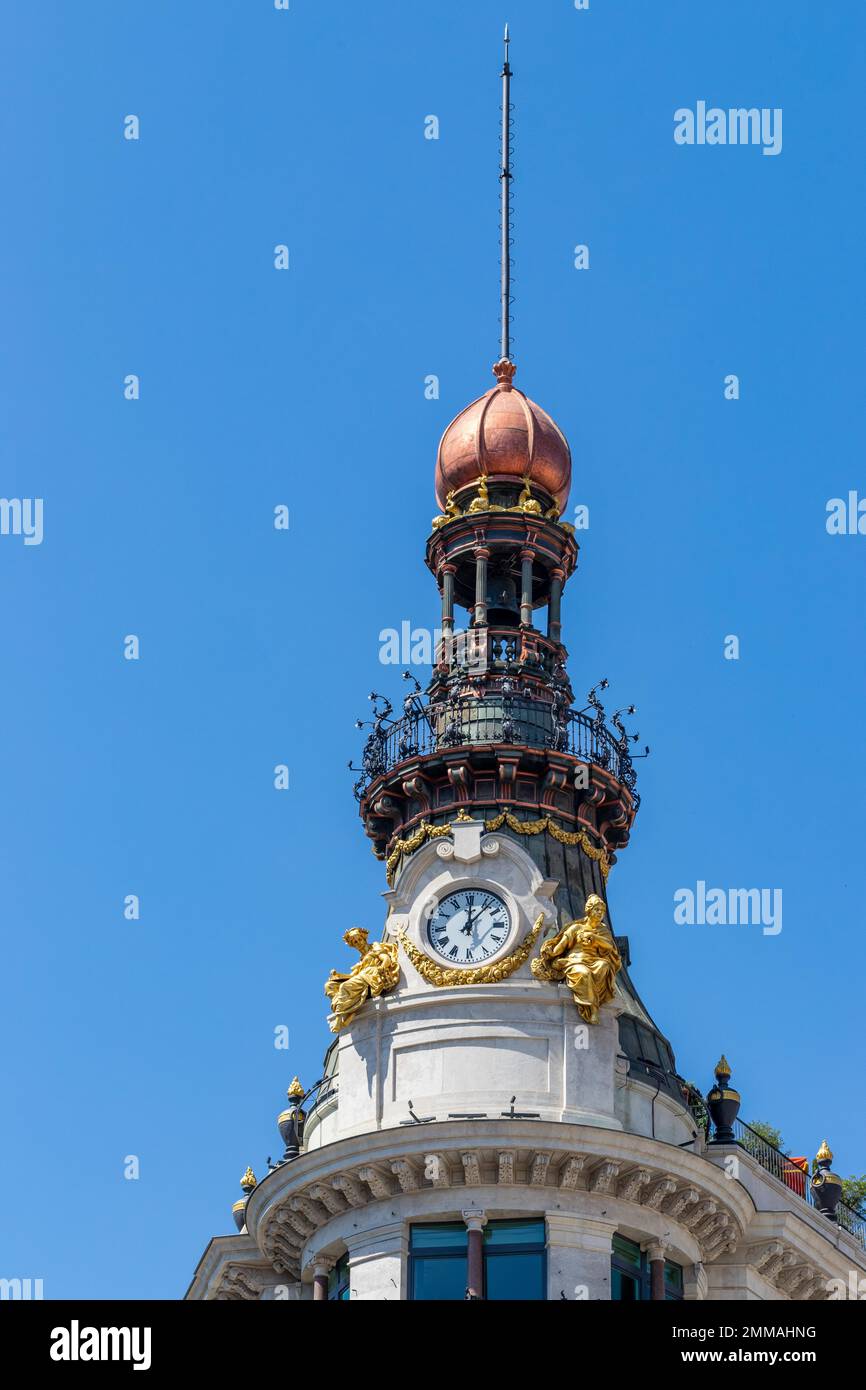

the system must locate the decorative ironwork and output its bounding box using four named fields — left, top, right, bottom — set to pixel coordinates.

left=348, top=692, right=394, bottom=799
left=351, top=675, right=646, bottom=802
left=715, top=1116, right=866, bottom=1250
left=548, top=682, right=570, bottom=753
left=611, top=705, right=650, bottom=812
